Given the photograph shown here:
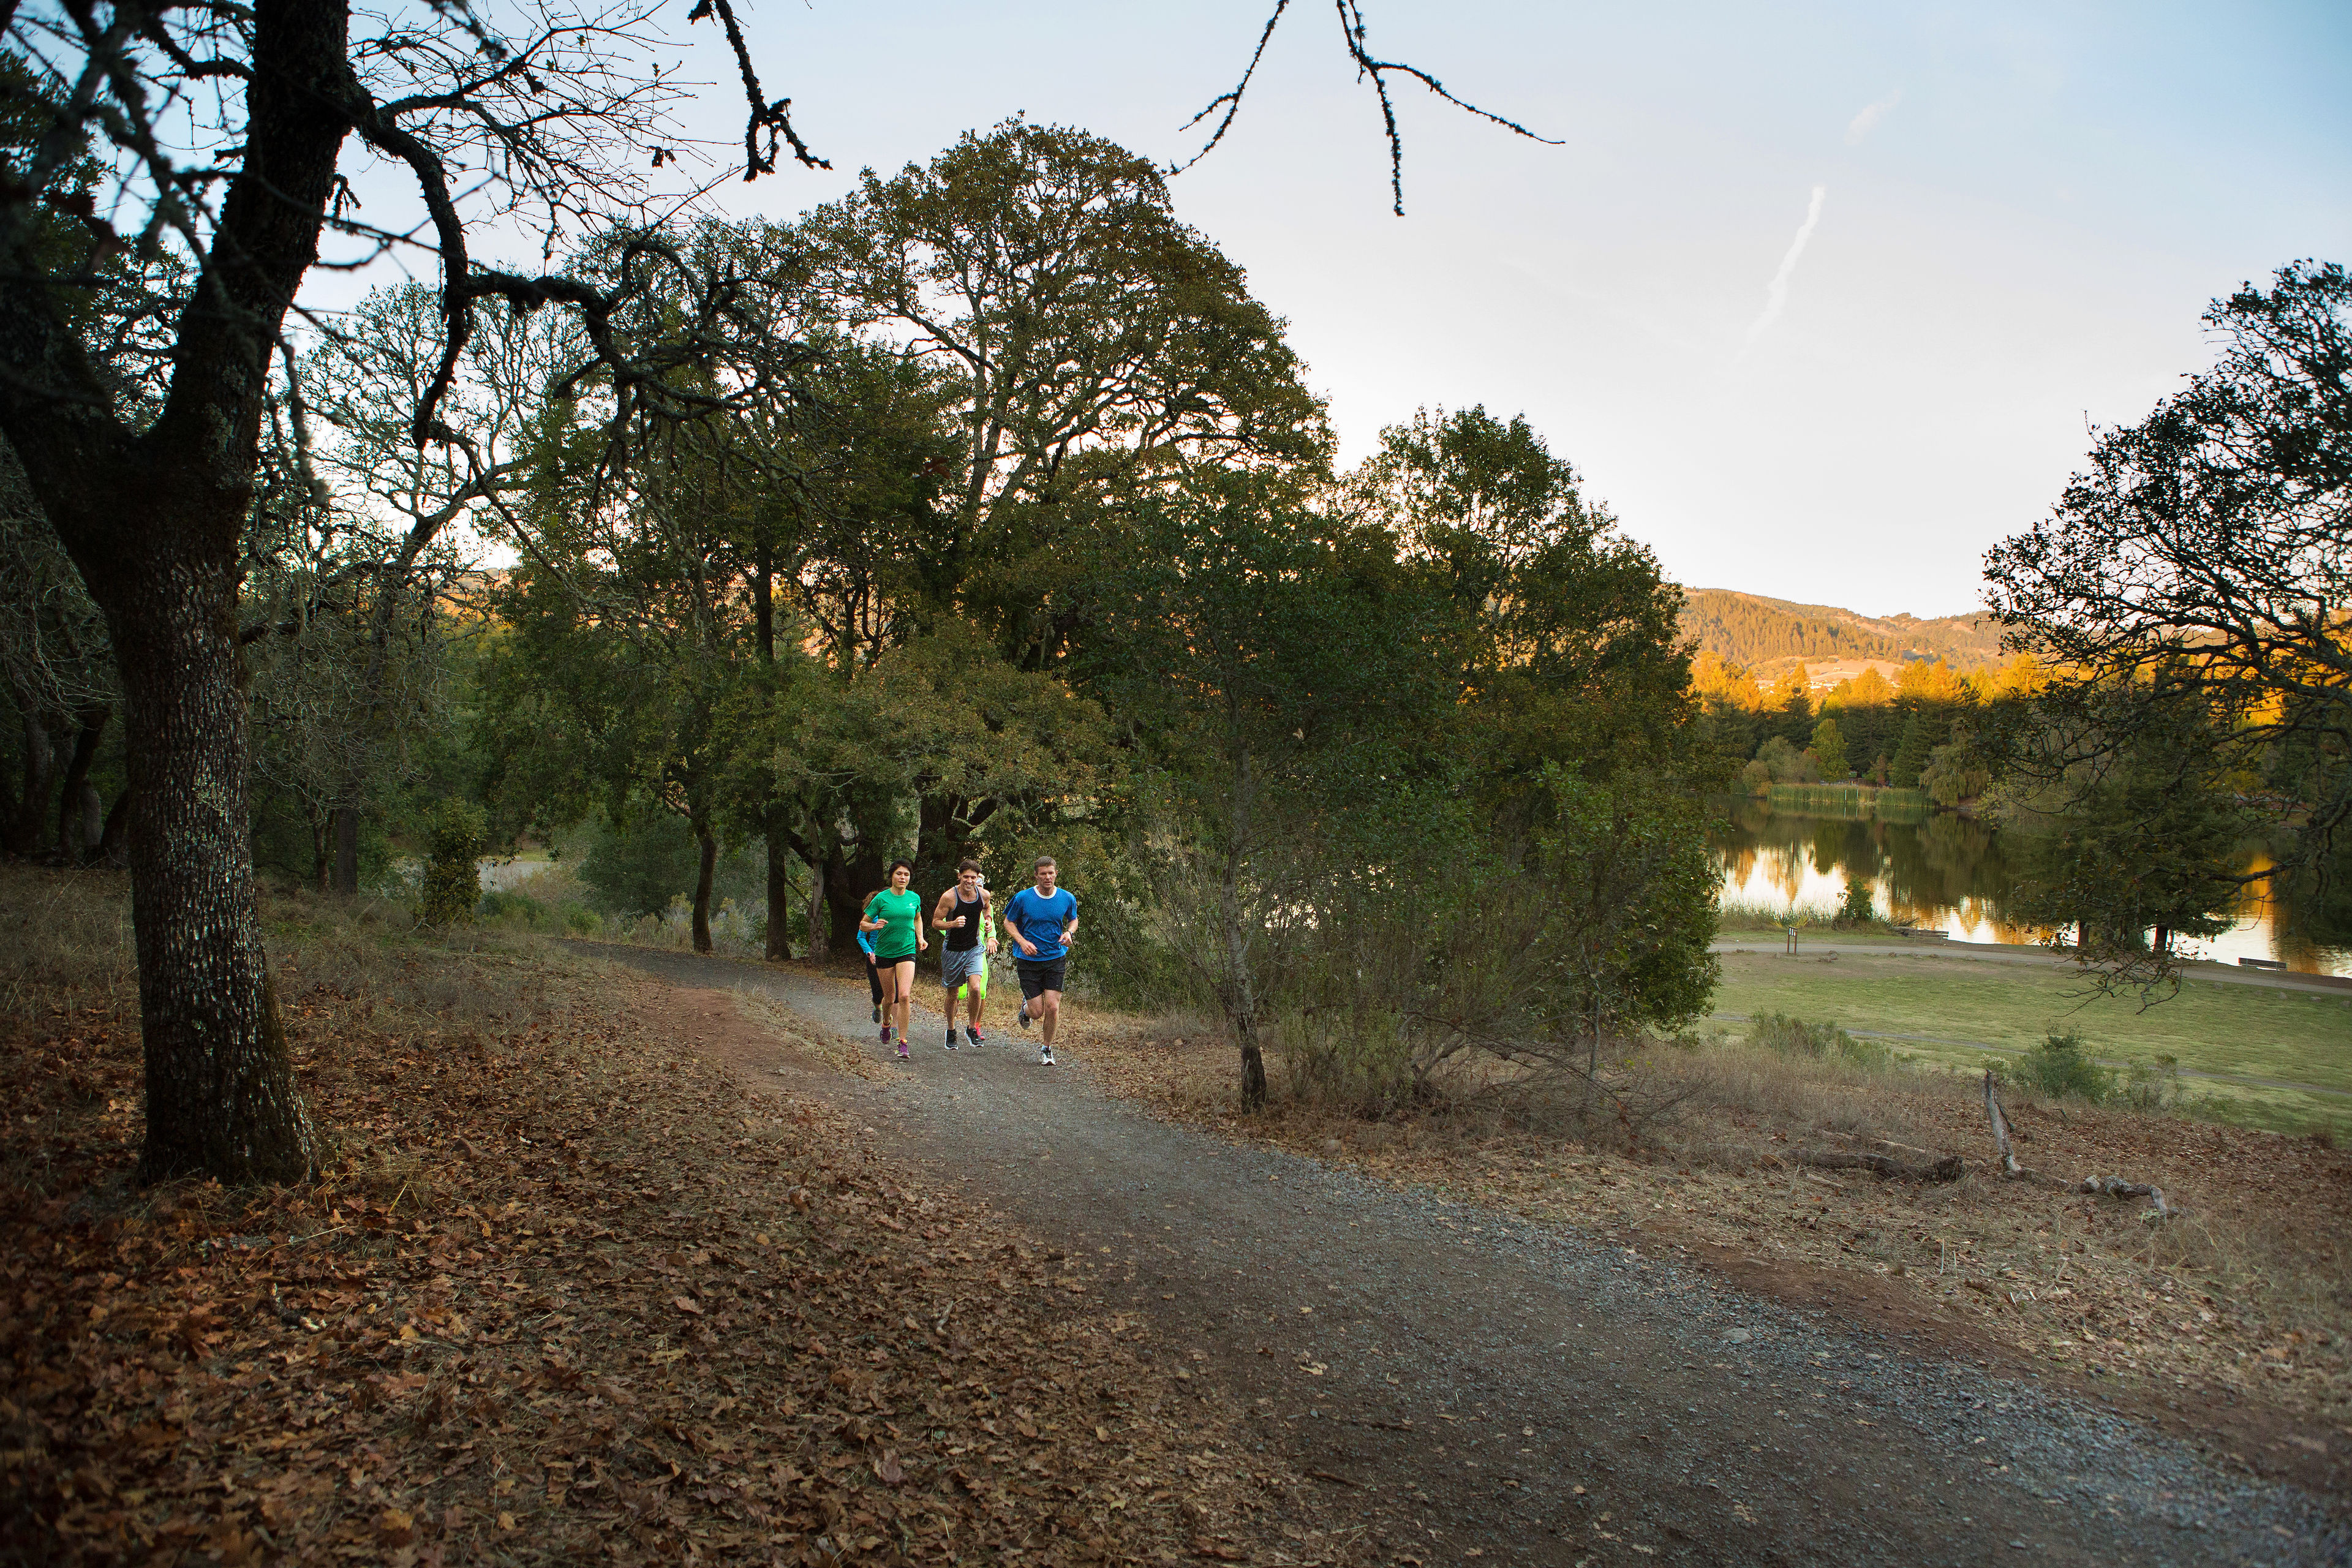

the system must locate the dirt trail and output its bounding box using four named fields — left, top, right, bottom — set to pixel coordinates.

left=579, top=943, right=2345, bottom=1567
